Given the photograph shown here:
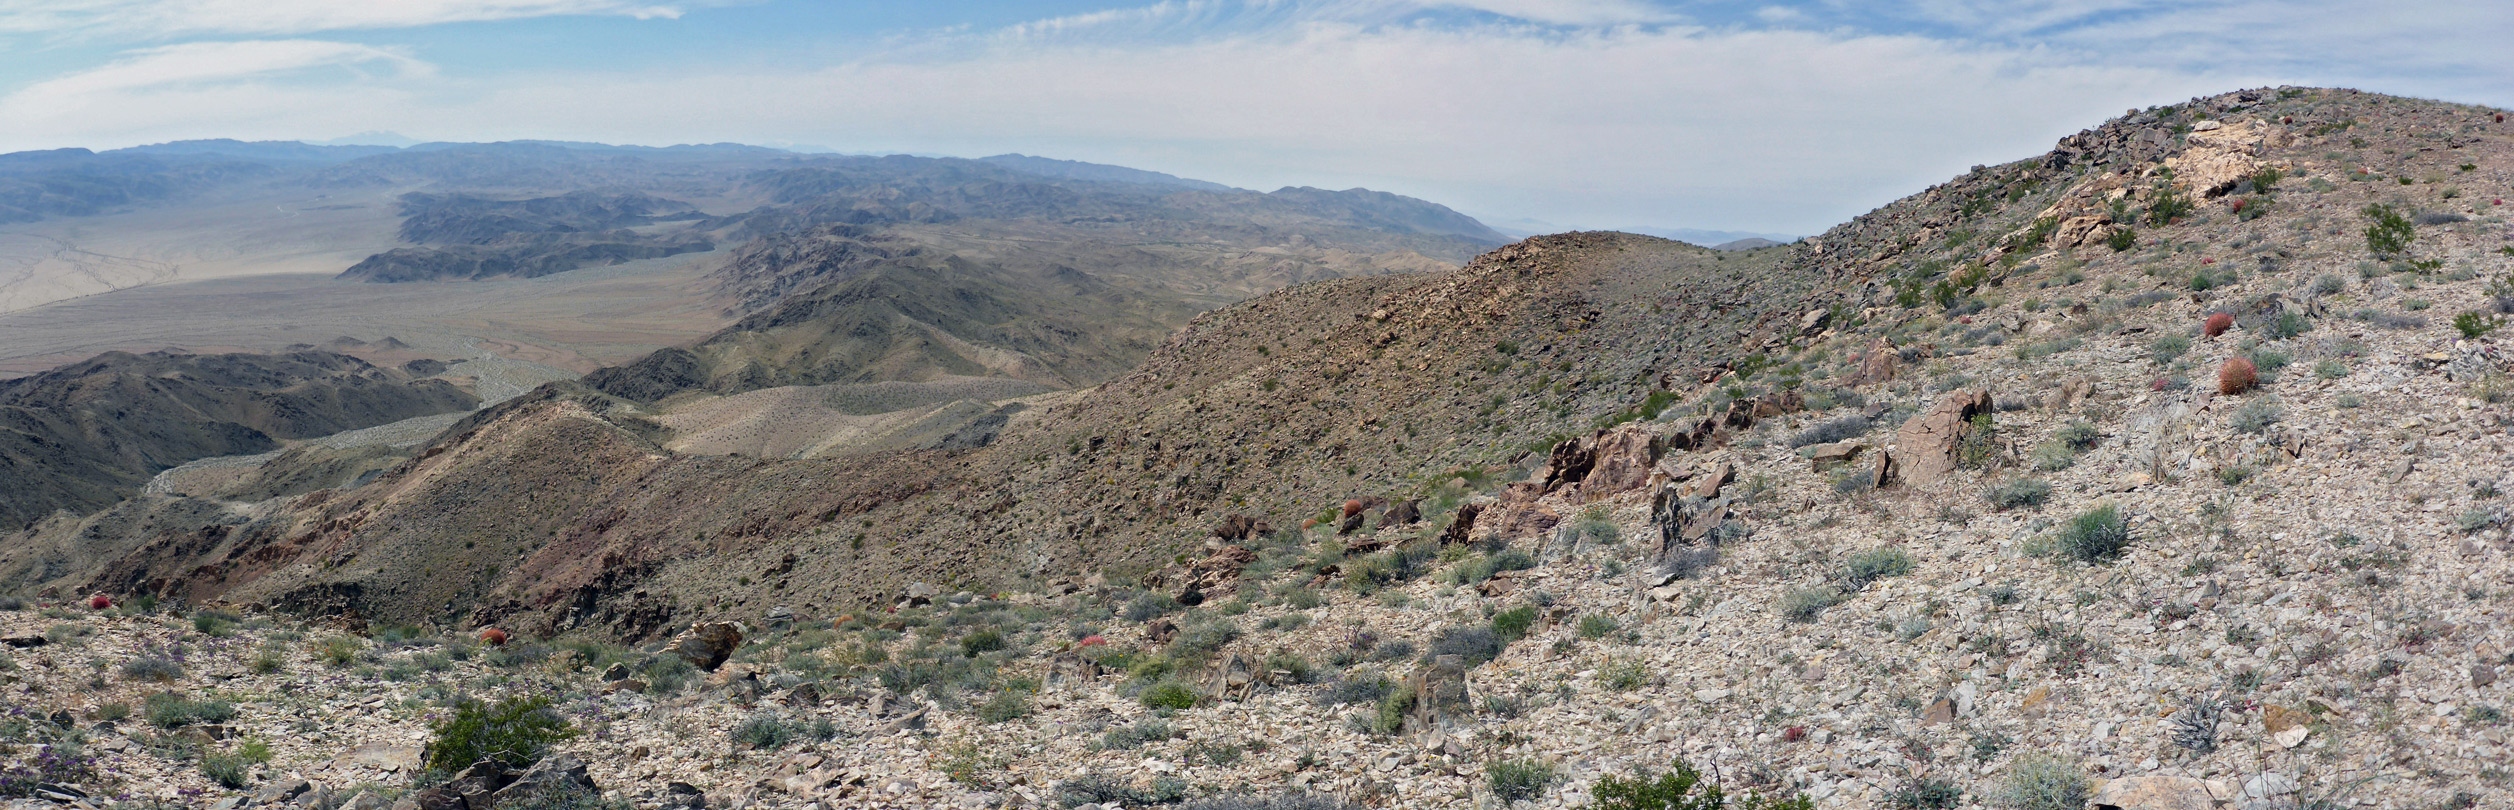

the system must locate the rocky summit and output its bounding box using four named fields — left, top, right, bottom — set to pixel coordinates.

left=4, top=87, right=2514, bottom=810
